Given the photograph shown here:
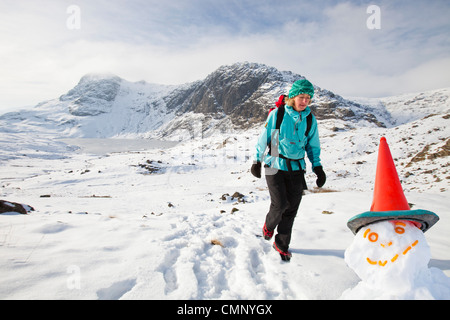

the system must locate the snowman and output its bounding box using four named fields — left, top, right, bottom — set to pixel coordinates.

left=341, top=137, right=450, bottom=300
